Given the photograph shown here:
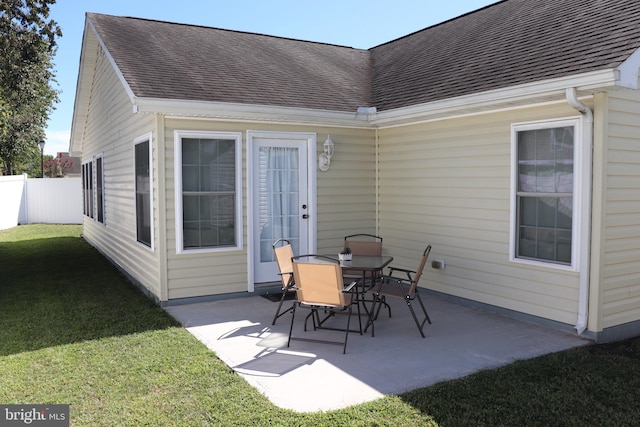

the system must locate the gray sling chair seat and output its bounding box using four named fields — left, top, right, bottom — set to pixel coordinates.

left=287, top=255, right=359, bottom=354
left=365, top=245, right=432, bottom=338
